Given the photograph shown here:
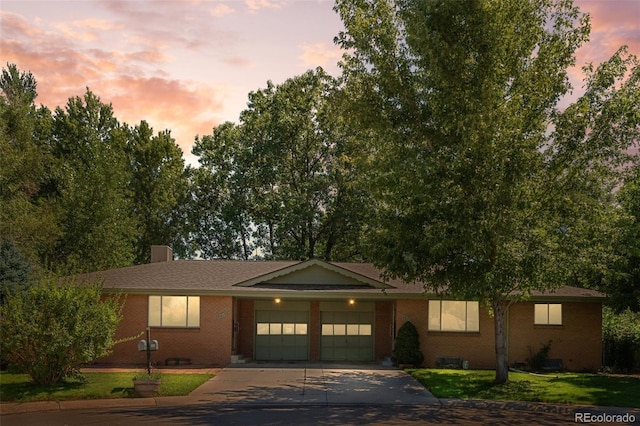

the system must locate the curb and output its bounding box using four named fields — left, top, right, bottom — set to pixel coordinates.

left=1, top=397, right=157, bottom=415
left=3, top=397, right=639, bottom=417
